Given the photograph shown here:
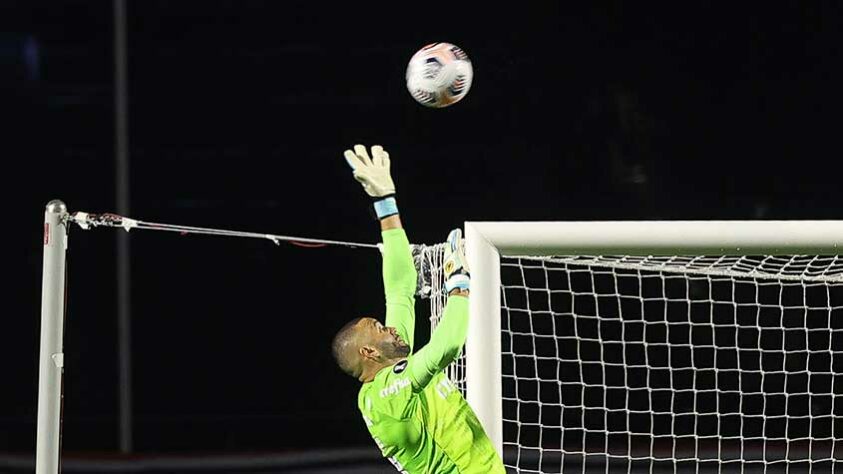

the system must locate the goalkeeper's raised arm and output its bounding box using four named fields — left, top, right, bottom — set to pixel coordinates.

left=344, top=144, right=418, bottom=352
left=330, top=144, right=505, bottom=474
